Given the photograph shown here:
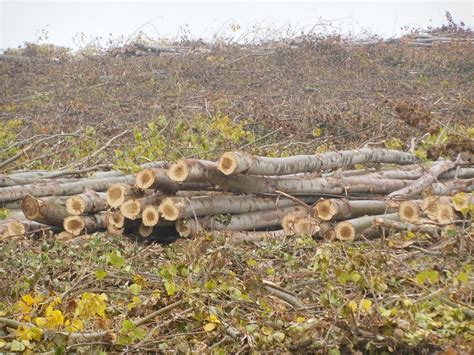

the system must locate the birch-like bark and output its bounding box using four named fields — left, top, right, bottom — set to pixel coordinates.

left=168, top=160, right=413, bottom=195
left=217, top=148, right=418, bottom=176
left=0, top=175, right=135, bottom=202
left=387, top=160, right=456, bottom=198
left=159, top=195, right=317, bottom=221
left=176, top=206, right=306, bottom=237
left=334, top=213, right=400, bottom=240
left=314, top=199, right=397, bottom=221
